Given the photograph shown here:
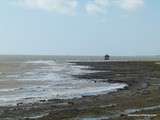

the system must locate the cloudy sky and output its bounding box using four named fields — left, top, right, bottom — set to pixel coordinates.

left=0, top=0, right=159, bottom=56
